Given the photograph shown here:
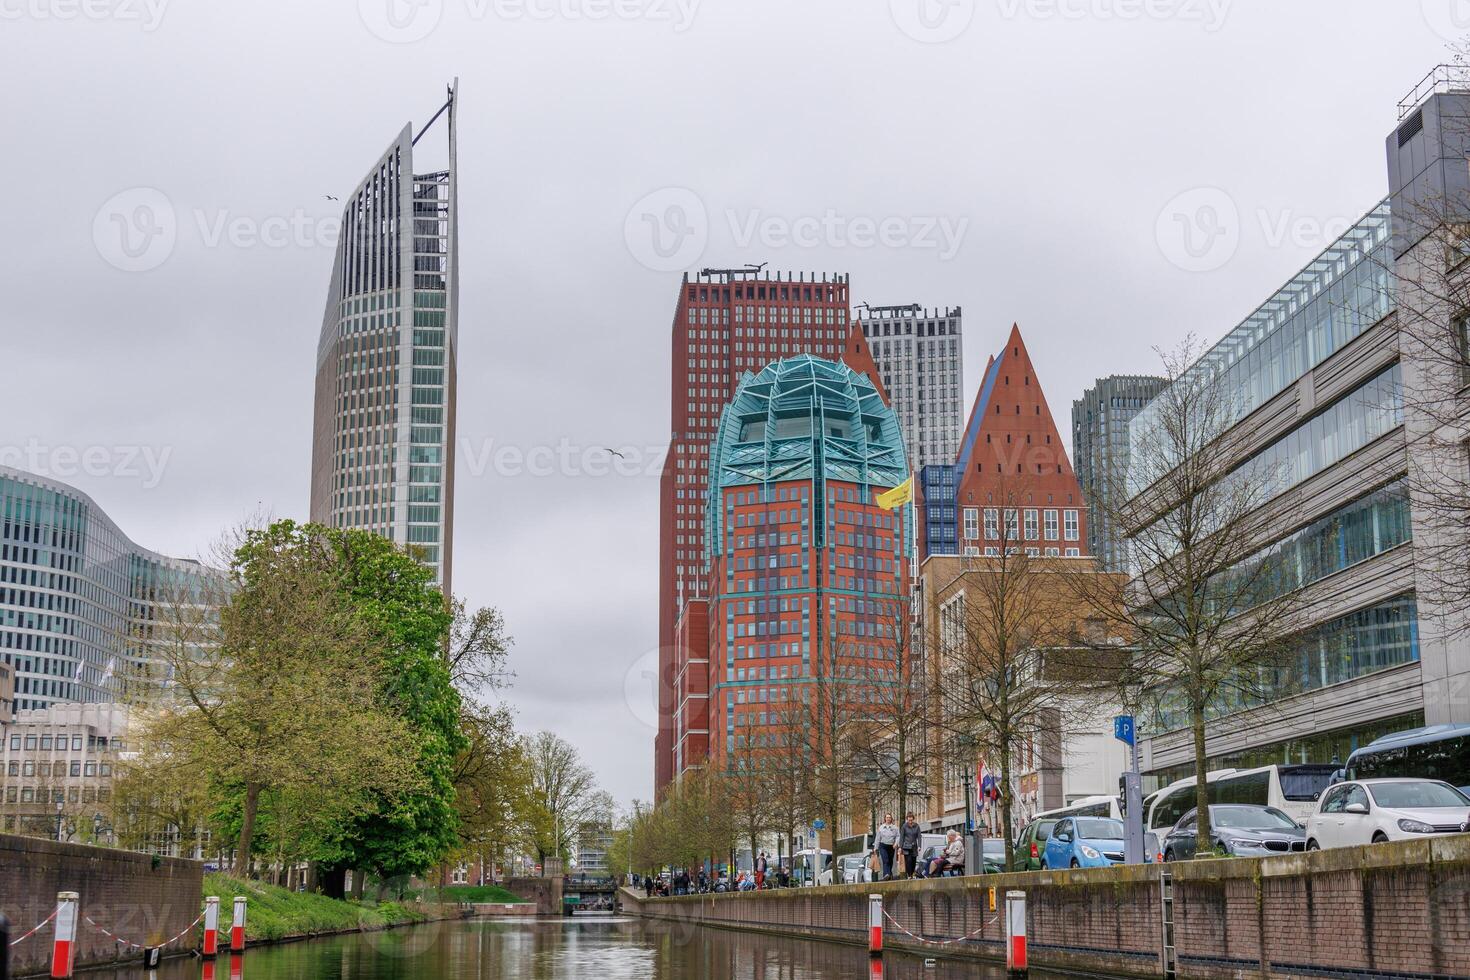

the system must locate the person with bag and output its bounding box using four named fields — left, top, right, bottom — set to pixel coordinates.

left=875, top=813, right=900, bottom=880
left=899, top=813, right=922, bottom=879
